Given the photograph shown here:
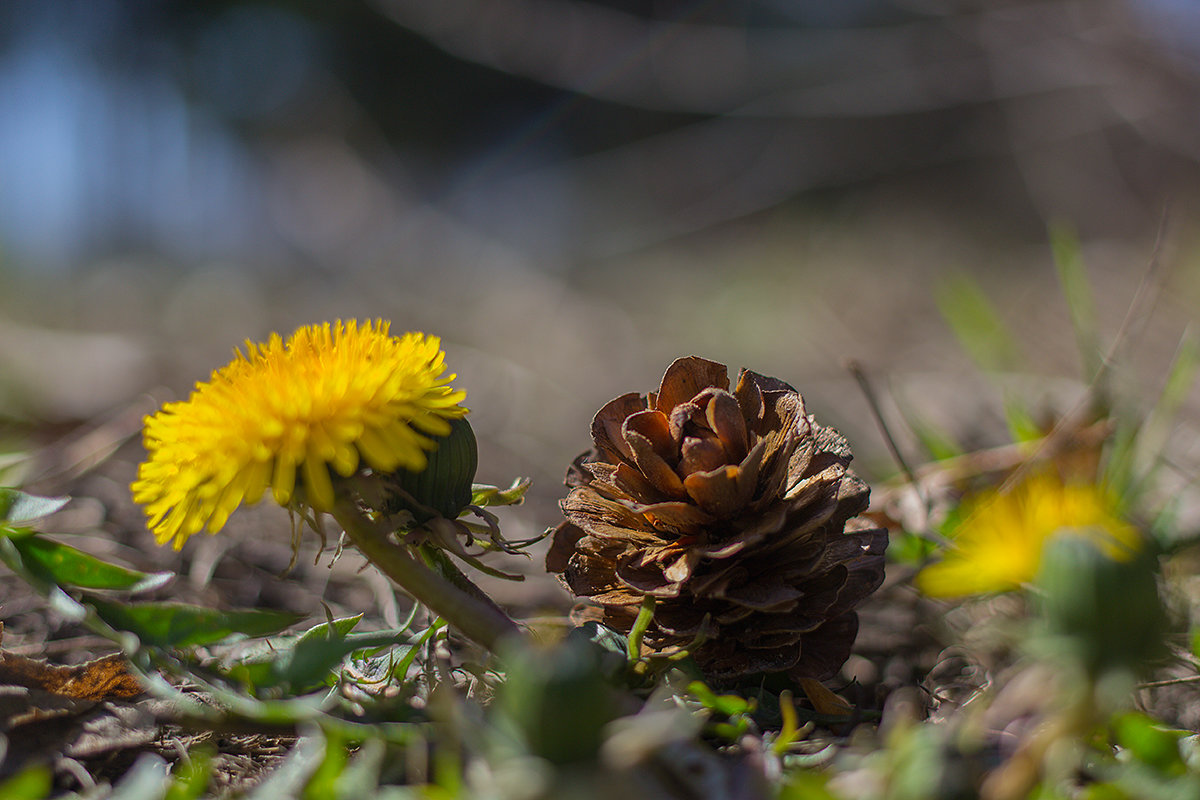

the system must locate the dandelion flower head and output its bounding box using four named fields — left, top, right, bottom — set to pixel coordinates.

left=915, top=471, right=1141, bottom=598
left=132, top=320, right=467, bottom=549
